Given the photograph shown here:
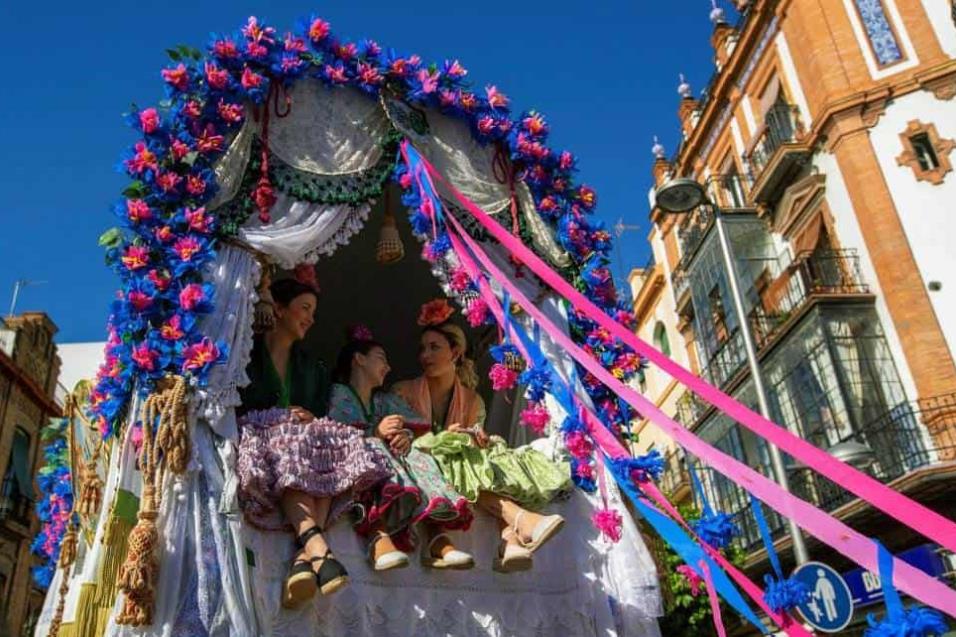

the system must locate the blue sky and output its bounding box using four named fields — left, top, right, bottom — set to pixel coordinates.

left=0, top=1, right=719, bottom=342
